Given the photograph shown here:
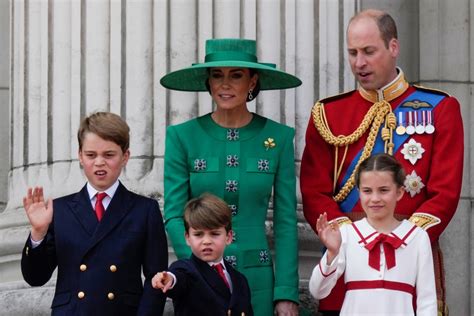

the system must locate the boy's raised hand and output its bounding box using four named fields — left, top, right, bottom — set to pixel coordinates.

left=316, top=212, right=342, bottom=264
left=23, top=187, right=53, bottom=242
left=152, top=271, right=173, bottom=293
